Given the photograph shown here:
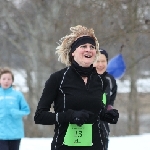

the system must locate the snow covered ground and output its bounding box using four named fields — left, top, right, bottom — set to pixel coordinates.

left=20, top=134, right=150, bottom=150
left=116, top=78, right=150, bottom=93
